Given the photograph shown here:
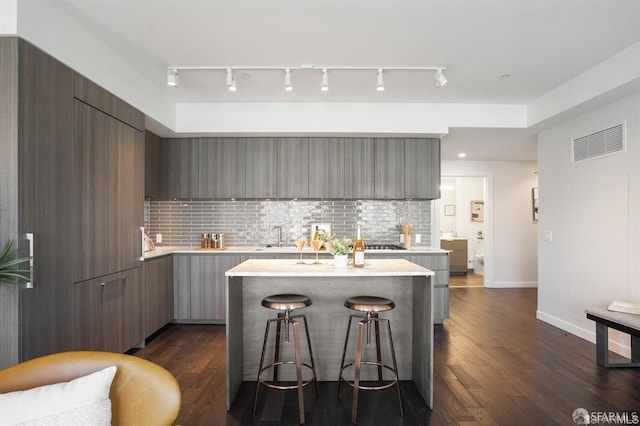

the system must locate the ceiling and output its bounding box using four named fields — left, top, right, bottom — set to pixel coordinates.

left=54, top=0, right=640, bottom=161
